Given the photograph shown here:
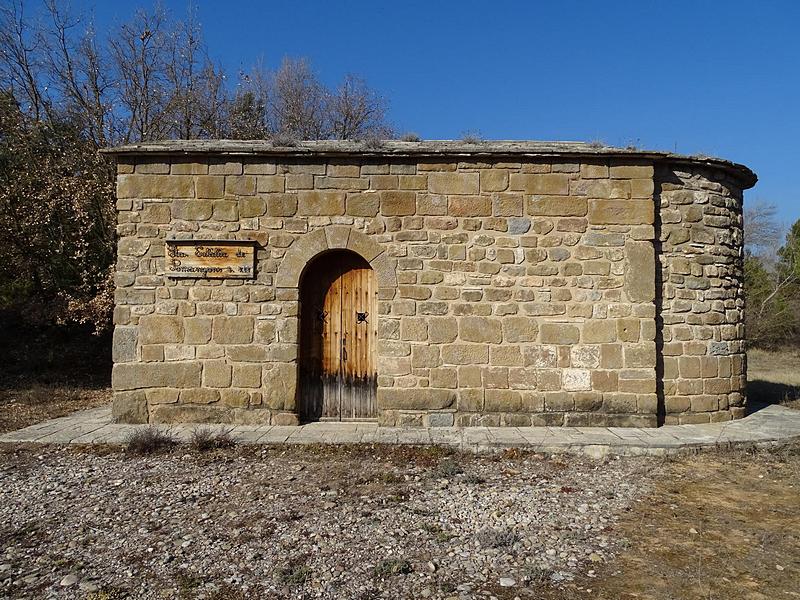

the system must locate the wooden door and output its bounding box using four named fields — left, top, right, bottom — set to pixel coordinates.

left=299, top=251, right=377, bottom=421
